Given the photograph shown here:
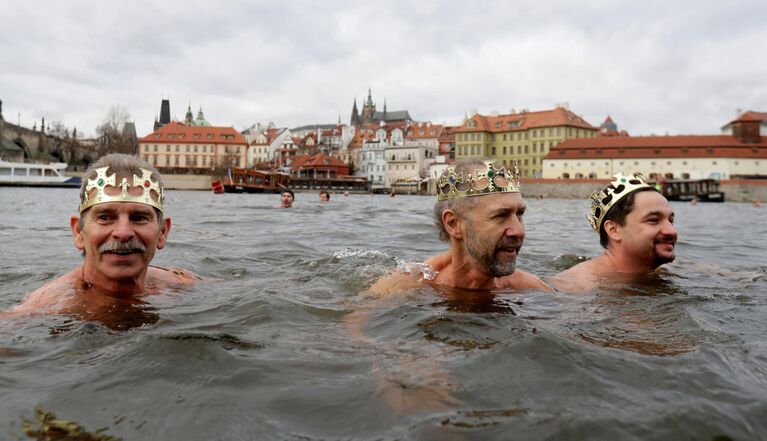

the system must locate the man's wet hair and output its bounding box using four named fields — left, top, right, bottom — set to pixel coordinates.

left=78, top=154, right=164, bottom=230
left=599, top=187, right=657, bottom=248
left=282, top=189, right=295, bottom=200
left=319, top=190, right=330, bottom=200
left=433, top=158, right=489, bottom=241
